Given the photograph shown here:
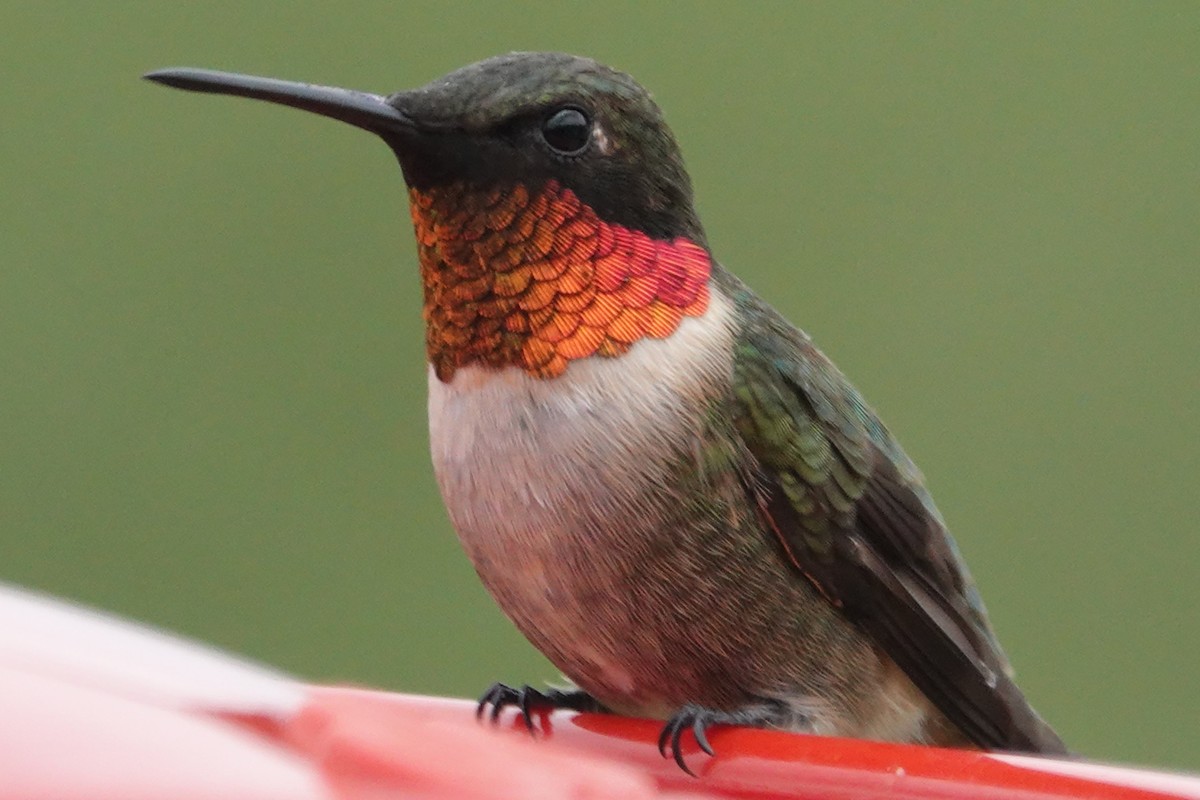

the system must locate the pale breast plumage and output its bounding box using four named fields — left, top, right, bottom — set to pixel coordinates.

left=427, top=289, right=736, bottom=546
